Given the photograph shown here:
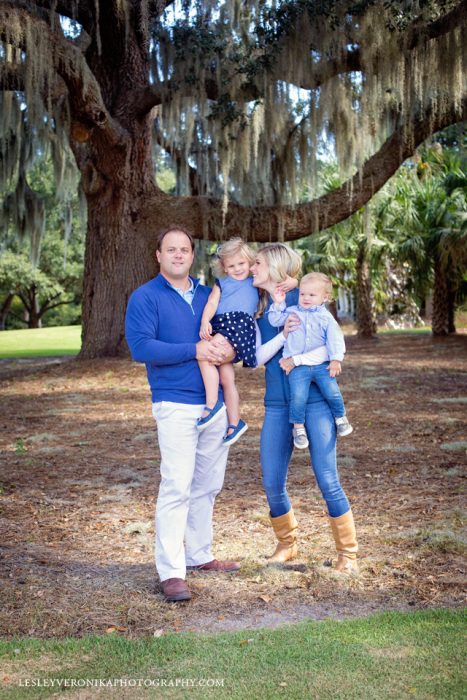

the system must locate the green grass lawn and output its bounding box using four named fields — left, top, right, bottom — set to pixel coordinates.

left=1, top=610, right=465, bottom=699
left=0, top=326, right=81, bottom=358
left=378, top=327, right=431, bottom=335
left=0, top=324, right=438, bottom=360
